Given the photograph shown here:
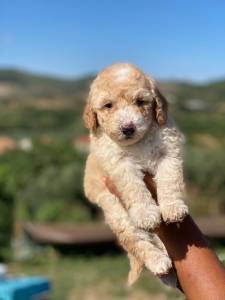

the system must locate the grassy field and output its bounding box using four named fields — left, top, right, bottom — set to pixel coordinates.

left=8, top=254, right=184, bottom=300
left=7, top=245, right=225, bottom=300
